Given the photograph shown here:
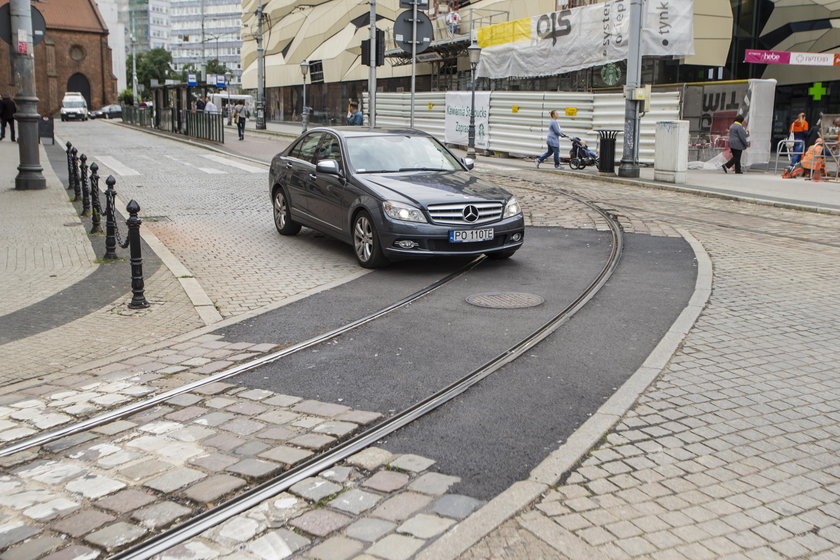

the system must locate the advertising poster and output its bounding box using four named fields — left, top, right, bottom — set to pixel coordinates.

left=476, top=0, right=694, bottom=79
left=445, top=92, right=490, bottom=149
